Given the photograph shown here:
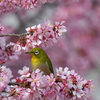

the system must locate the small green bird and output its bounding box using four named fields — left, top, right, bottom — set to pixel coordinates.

left=26, top=47, right=54, bottom=75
